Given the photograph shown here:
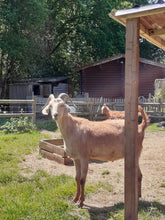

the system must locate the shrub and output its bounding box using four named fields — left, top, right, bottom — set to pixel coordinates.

left=1, top=116, right=36, bottom=133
